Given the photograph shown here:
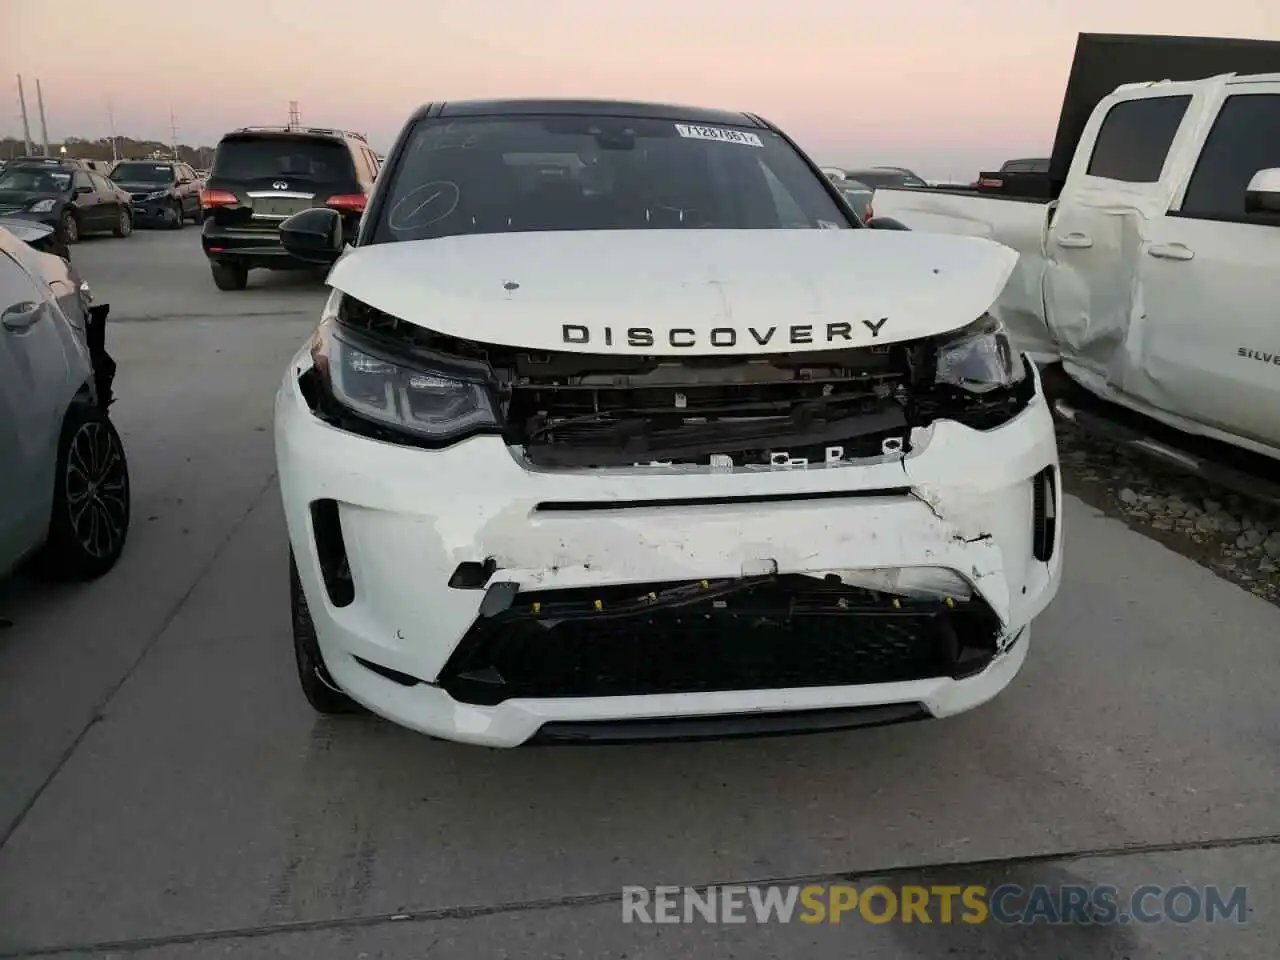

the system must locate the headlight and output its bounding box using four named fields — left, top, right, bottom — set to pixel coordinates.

left=934, top=314, right=1026, bottom=394
left=311, top=306, right=499, bottom=442
left=28, top=198, right=55, bottom=213
left=145, top=190, right=168, bottom=201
